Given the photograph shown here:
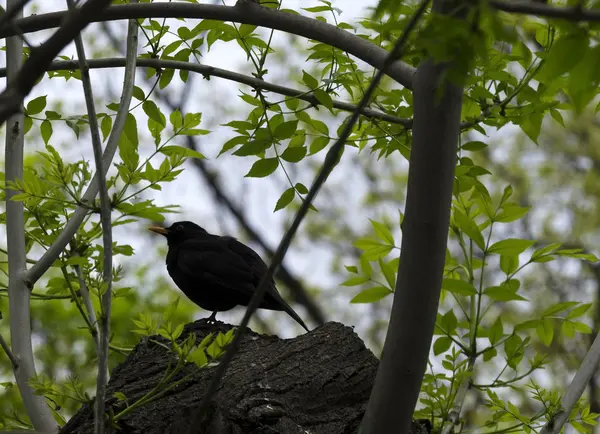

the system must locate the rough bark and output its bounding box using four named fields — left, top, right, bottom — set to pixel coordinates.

left=59, top=321, right=429, bottom=434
